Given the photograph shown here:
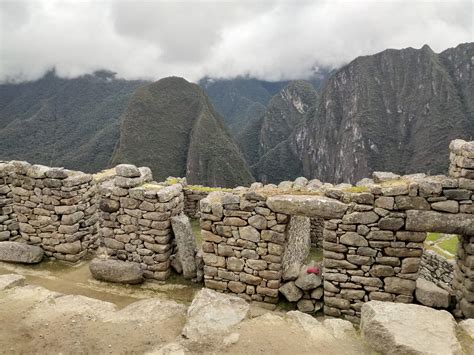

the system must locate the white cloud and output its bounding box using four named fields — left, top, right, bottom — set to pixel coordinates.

left=0, top=0, right=472, bottom=82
